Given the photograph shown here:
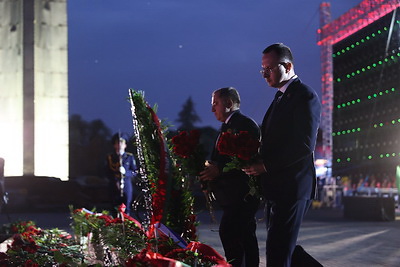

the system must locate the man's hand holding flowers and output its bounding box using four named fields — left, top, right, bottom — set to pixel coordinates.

left=242, top=161, right=267, bottom=176
left=217, top=130, right=262, bottom=198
